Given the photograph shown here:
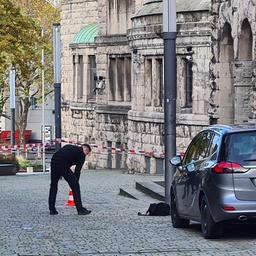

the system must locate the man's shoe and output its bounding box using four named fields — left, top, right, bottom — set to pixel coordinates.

left=50, top=209, right=58, bottom=215
left=78, top=207, right=91, bottom=215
